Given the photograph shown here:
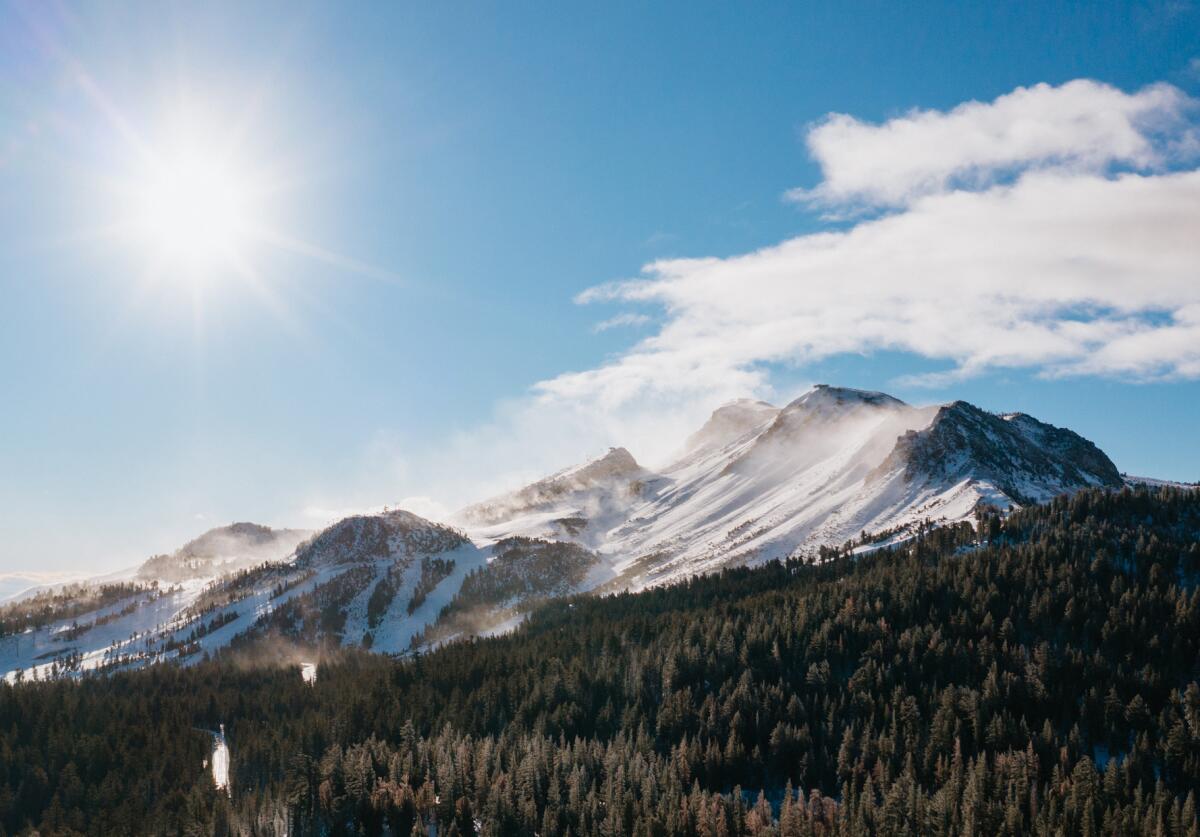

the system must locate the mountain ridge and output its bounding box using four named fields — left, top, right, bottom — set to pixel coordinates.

left=462, top=385, right=1120, bottom=585
left=137, top=522, right=311, bottom=583
left=1, top=385, right=1136, bottom=682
